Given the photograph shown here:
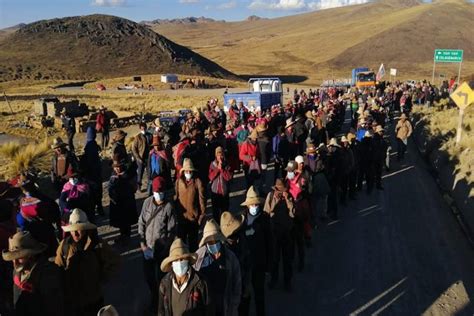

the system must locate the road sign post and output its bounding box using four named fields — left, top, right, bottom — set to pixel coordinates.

left=450, top=82, right=474, bottom=144
left=432, top=49, right=463, bottom=84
